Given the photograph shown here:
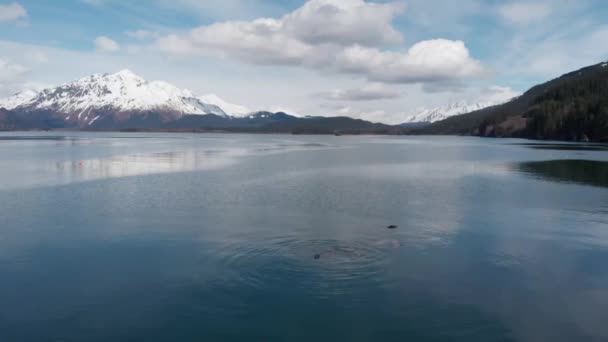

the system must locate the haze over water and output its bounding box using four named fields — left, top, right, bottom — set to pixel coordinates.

left=1, top=132, right=608, bottom=342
